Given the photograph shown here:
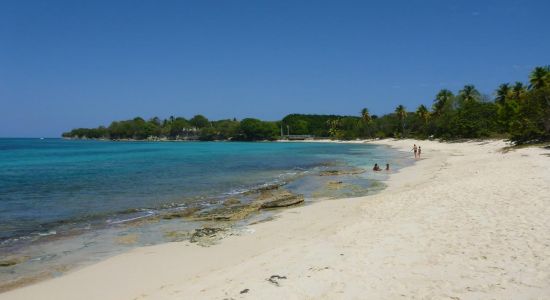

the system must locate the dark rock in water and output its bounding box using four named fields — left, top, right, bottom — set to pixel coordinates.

left=175, top=187, right=303, bottom=224
left=318, top=161, right=343, bottom=167
left=244, top=182, right=284, bottom=195
left=256, top=183, right=283, bottom=192
left=319, top=168, right=365, bottom=176
left=191, top=204, right=260, bottom=221
left=223, top=197, right=241, bottom=206
left=161, top=207, right=200, bottom=219
left=0, top=256, right=29, bottom=267
left=0, top=260, right=18, bottom=267
left=267, top=275, right=287, bottom=286
left=189, top=227, right=226, bottom=245
left=260, top=192, right=304, bottom=209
